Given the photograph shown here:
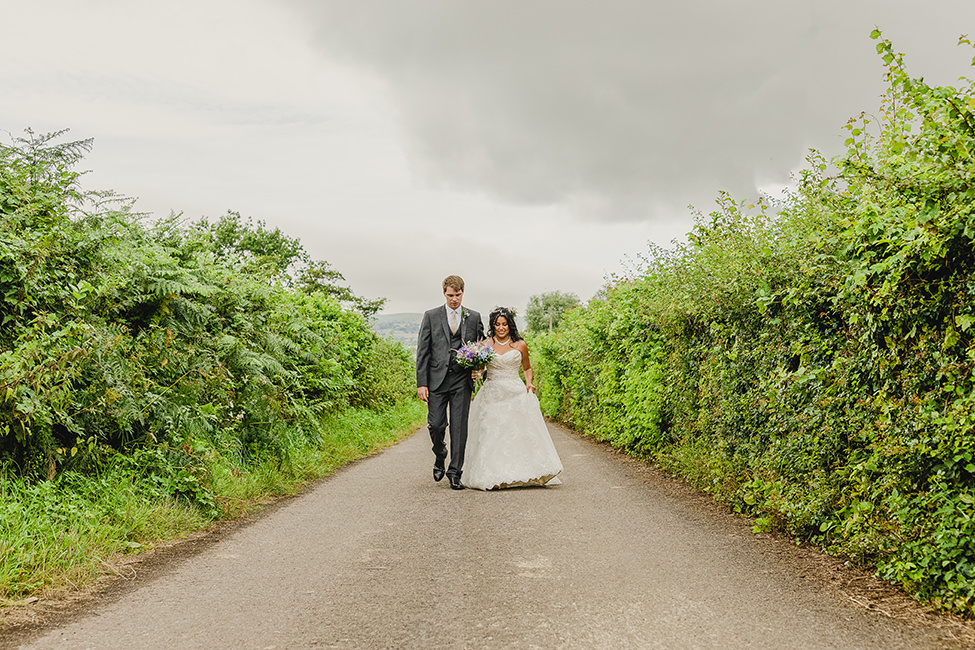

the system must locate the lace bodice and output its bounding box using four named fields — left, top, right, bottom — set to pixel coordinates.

left=486, top=349, right=523, bottom=381
left=464, top=346, right=562, bottom=490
